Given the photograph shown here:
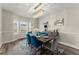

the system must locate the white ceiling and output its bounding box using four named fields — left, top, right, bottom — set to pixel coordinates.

left=42, top=3, right=79, bottom=14
left=0, top=3, right=35, bottom=17
left=0, top=3, right=79, bottom=18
